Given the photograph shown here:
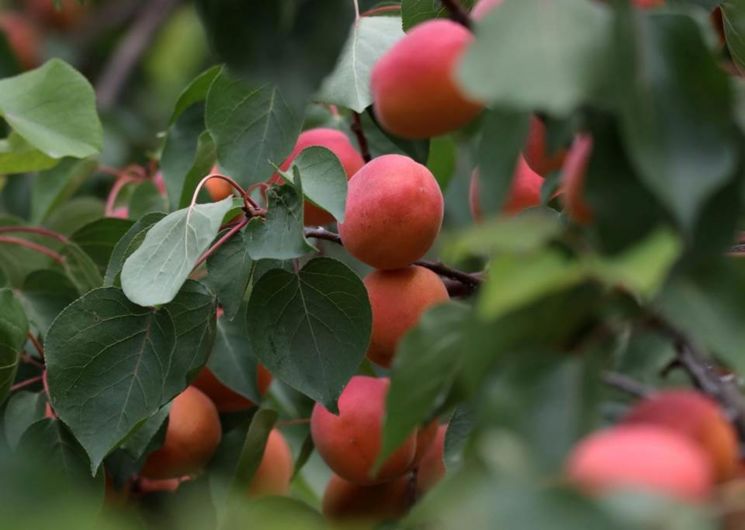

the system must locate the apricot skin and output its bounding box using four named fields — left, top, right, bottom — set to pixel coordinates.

left=469, top=156, right=543, bottom=222
left=566, top=426, right=713, bottom=502
left=322, top=473, right=413, bottom=523
left=561, top=134, right=593, bottom=224
left=248, top=428, right=294, bottom=497
left=311, top=376, right=418, bottom=485
left=524, top=116, right=567, bottom=176
left=275, top=128, right=365, bottom=226
left=192, top=364, right=272, bottom=413
left=371, top=19, right=482, bottom=139
left=416, top=424, right=447, bottom=495
left=140, top=386, right=222, bottom=480
left=622, top=390, right=739, bottom=482
left=0, top=12, right=41, bottom=70
left=364, top=267, right=449, bottom=368
left=339, top=154, right=444, bottom=270
left=412, top=421, right=439, bottom=465
left=205, top=175, right=233, bottom=202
